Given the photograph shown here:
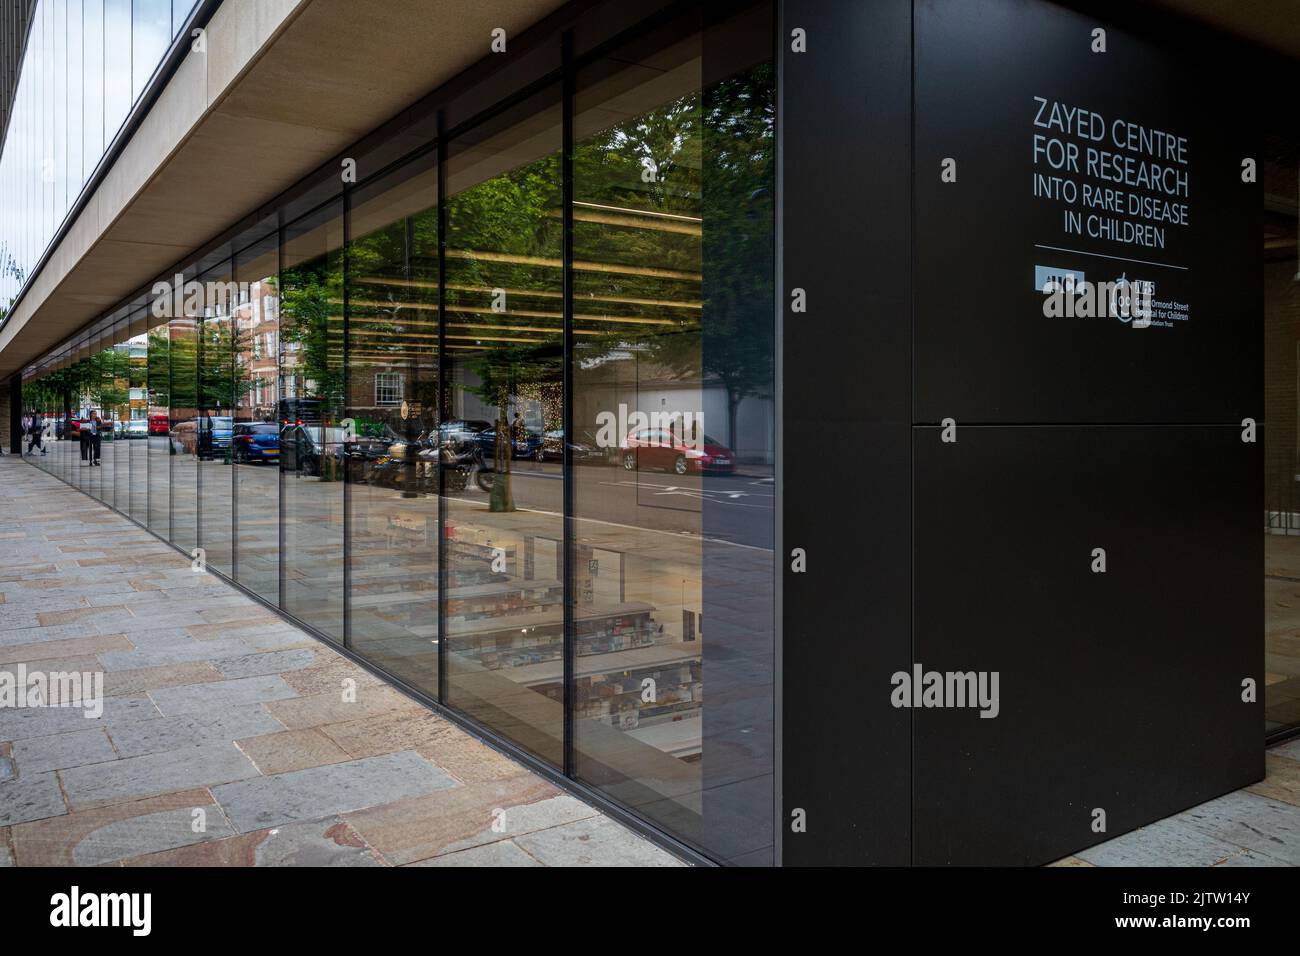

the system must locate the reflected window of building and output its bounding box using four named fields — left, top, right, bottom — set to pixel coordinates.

left=281, top=201, right=346, bottom=641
